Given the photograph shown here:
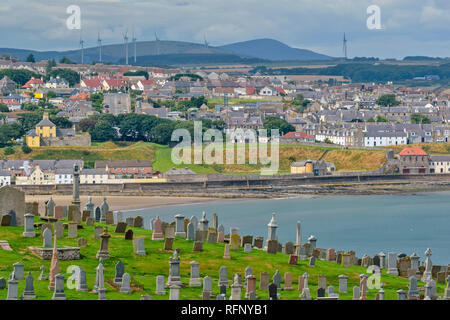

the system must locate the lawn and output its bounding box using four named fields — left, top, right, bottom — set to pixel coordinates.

left=0, top=217, right=442, bottom=300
